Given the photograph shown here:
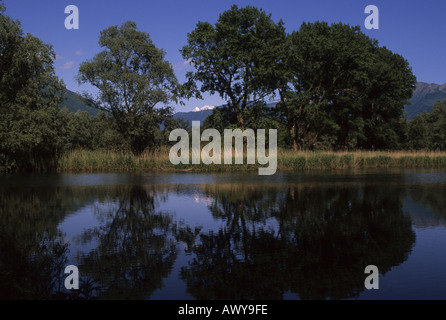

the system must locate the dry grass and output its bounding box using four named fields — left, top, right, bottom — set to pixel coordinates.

left=278, top=149, right=446, bottom=170
left=58, top=148, right=446, bottom=173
